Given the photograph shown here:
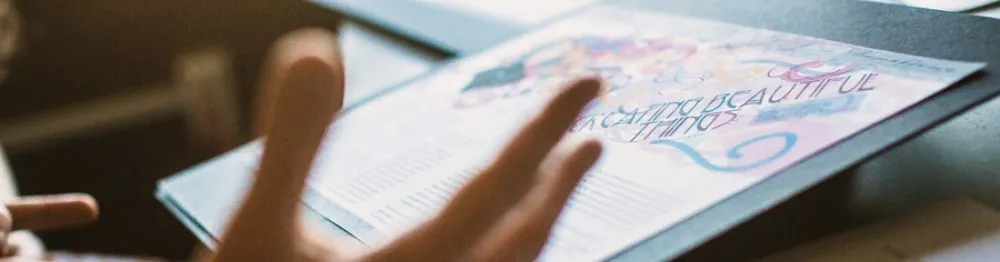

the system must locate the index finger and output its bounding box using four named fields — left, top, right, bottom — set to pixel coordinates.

left=215, top=28, right=344, bottom=260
